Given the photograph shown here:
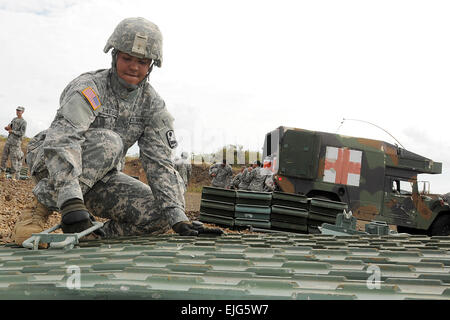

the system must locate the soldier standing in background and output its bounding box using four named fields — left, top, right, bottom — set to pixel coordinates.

left=238, top=161, right=259, bottom=190
left=175, top=151, right=192, bottom=190
left=230, top=166, right=246, bottom=189
left=247, top=160, right=276, bottom=192
left=12, top=17, right=222, bottom=246
left=209, top=159, right=233, bottom=188
left=247, top=161, right=267, bottom=192
left=0, top=106, right=27, bottom=180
